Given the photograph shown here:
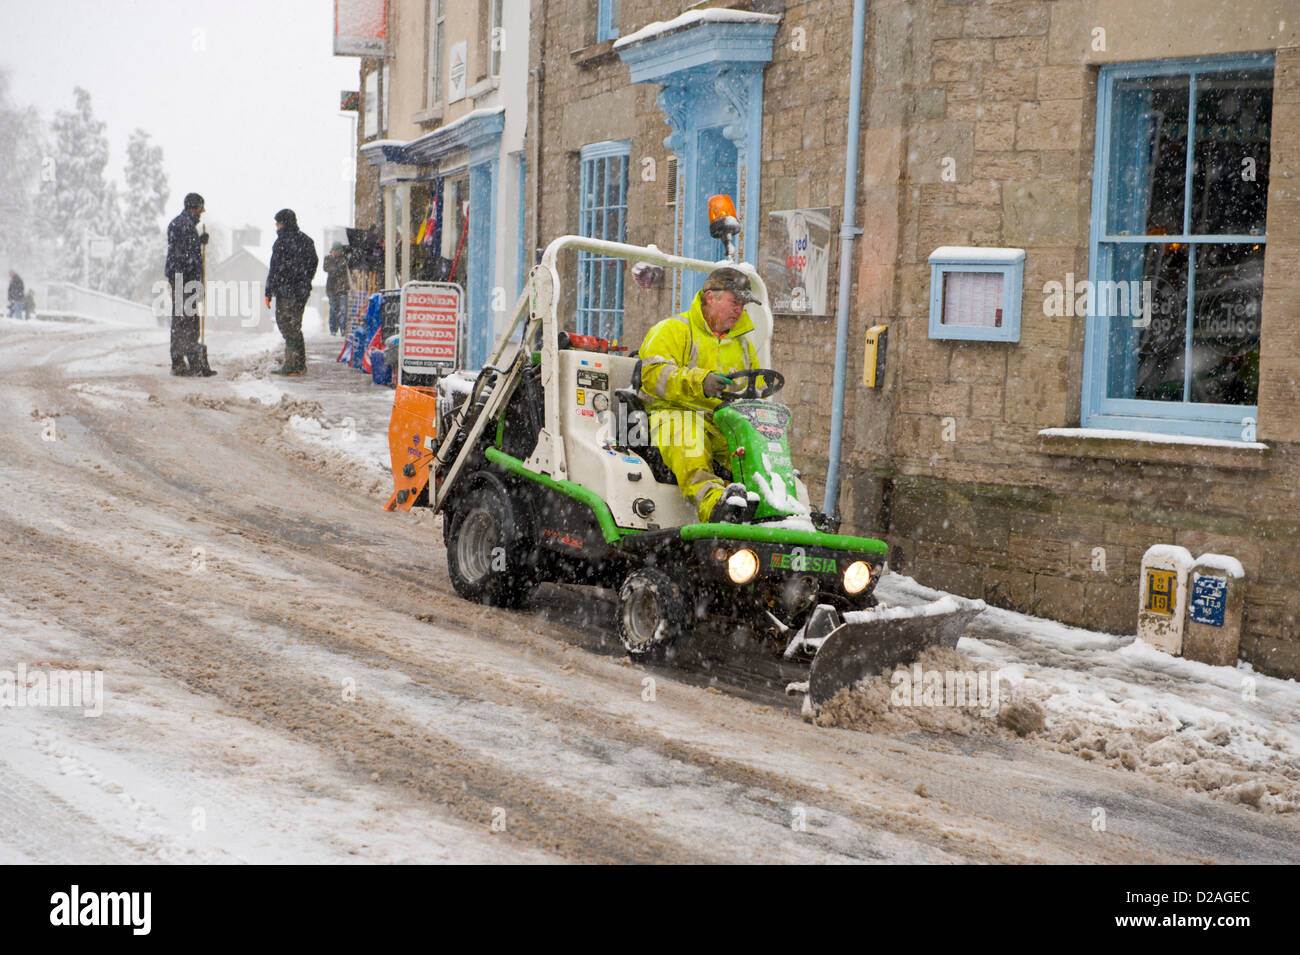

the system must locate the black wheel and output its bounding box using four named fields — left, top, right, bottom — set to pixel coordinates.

left=617, top=568, right=690, bottom=659
left=445, top=483, right=534, bottom=608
